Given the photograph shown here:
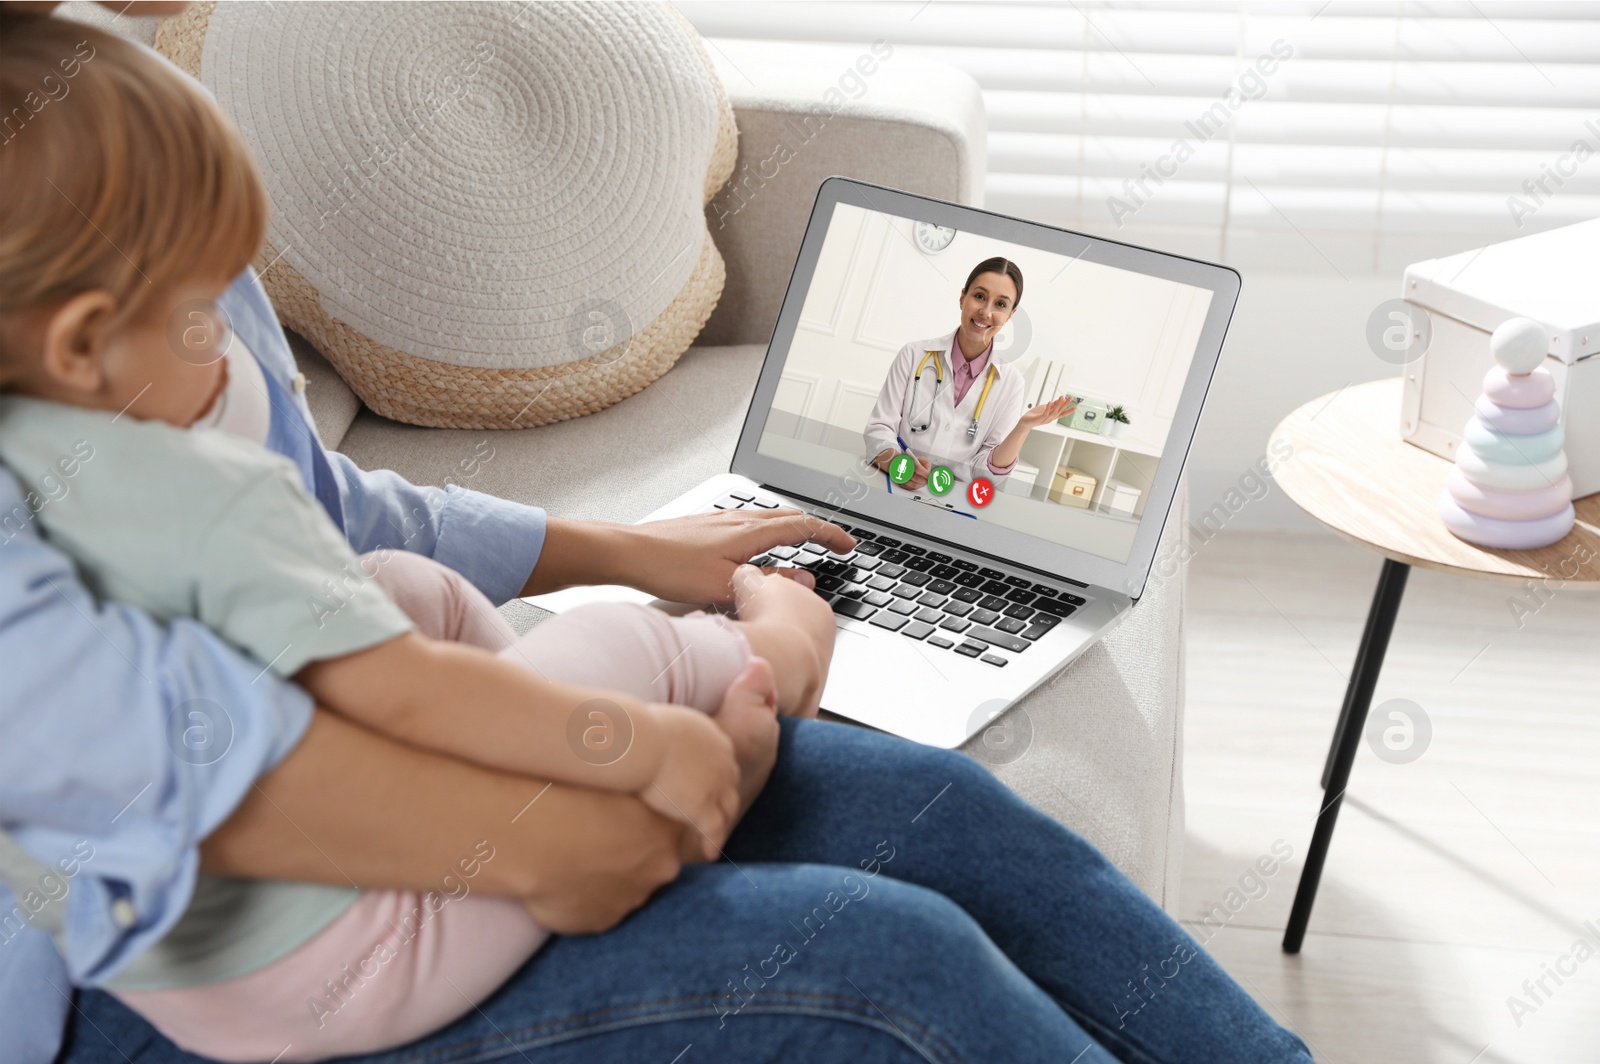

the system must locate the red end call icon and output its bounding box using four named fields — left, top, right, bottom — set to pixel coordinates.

left=968, top=477, right=994, bottom=508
